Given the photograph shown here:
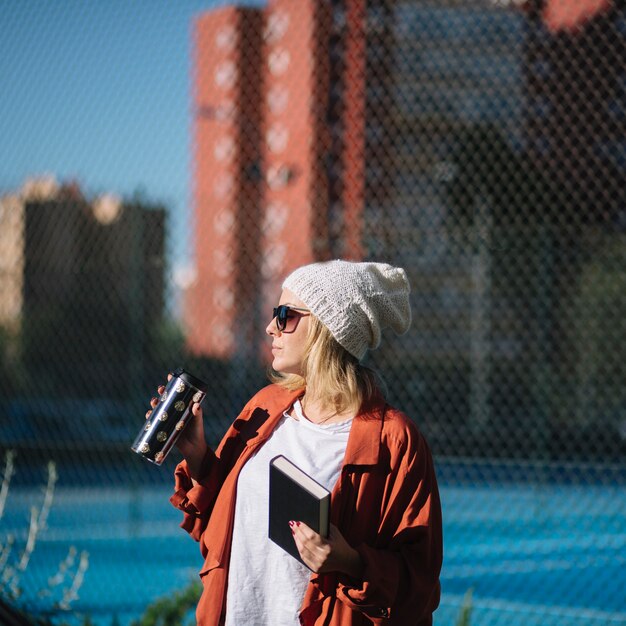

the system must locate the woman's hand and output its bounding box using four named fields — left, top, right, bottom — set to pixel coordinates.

left=147, top=374, right=207, bottom=479
left=290, top=522, right=364, bottom=579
